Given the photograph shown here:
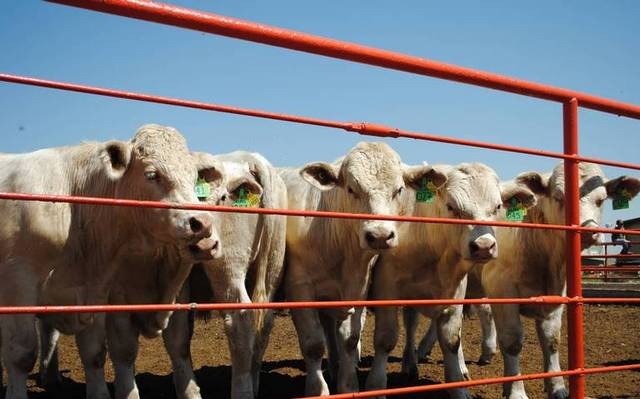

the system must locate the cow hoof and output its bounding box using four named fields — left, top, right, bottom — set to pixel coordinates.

left=477, top=353, right=494, bottom=365
left=550, top=388, right=569, bottom=399
left=401, top=363, right=418, bottom=381
left=448, top=388, right=473, bottom=399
